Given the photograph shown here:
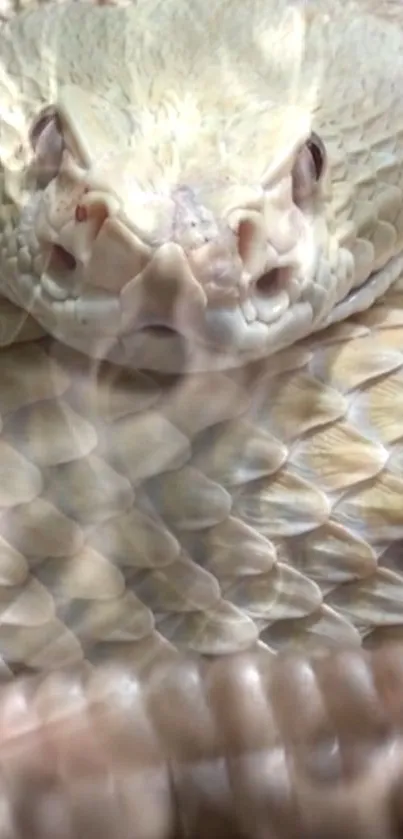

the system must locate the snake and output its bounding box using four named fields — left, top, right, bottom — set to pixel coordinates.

left=1, top=0, right=403, bottom=832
